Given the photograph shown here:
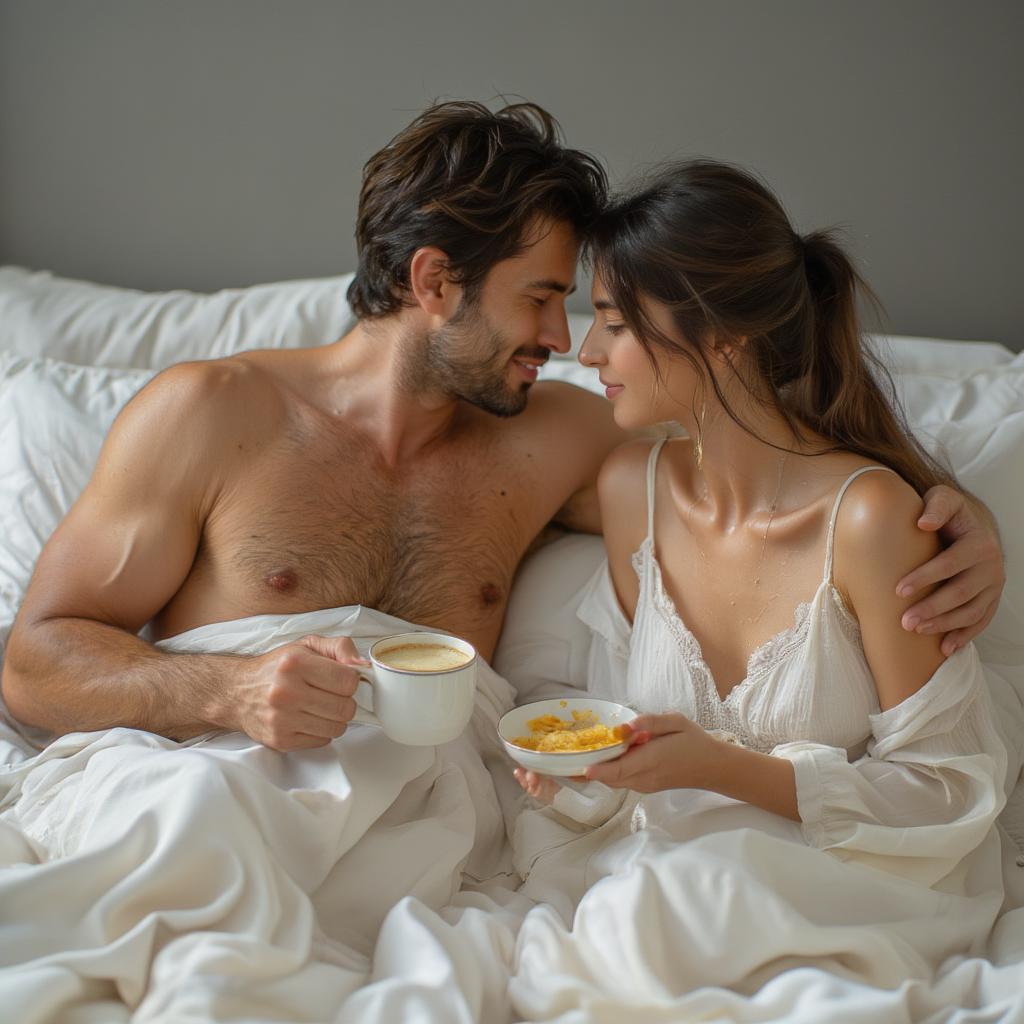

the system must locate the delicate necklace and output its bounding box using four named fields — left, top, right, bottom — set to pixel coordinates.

left=752, top=452, right=790, bottom=587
